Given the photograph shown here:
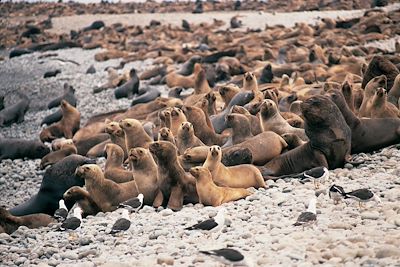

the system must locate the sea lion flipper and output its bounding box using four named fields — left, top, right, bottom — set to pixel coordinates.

left=167, top=185, right=184, bottom=211
left=152, top=189, right=164, bottom=208
left=344, top=154, right=364, bottom=166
